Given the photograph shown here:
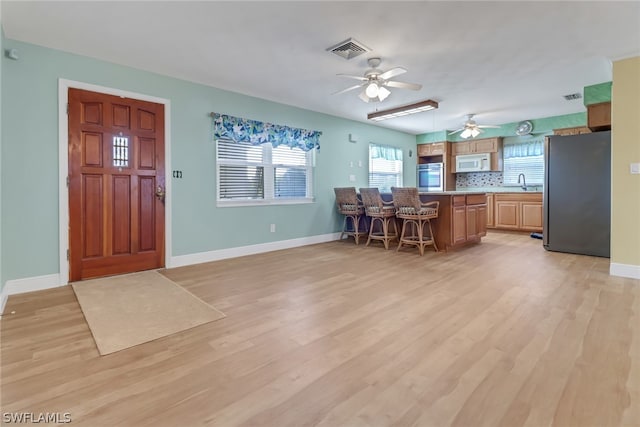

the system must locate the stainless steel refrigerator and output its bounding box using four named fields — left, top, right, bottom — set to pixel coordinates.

left=543, top=131, right=611, bottom=257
